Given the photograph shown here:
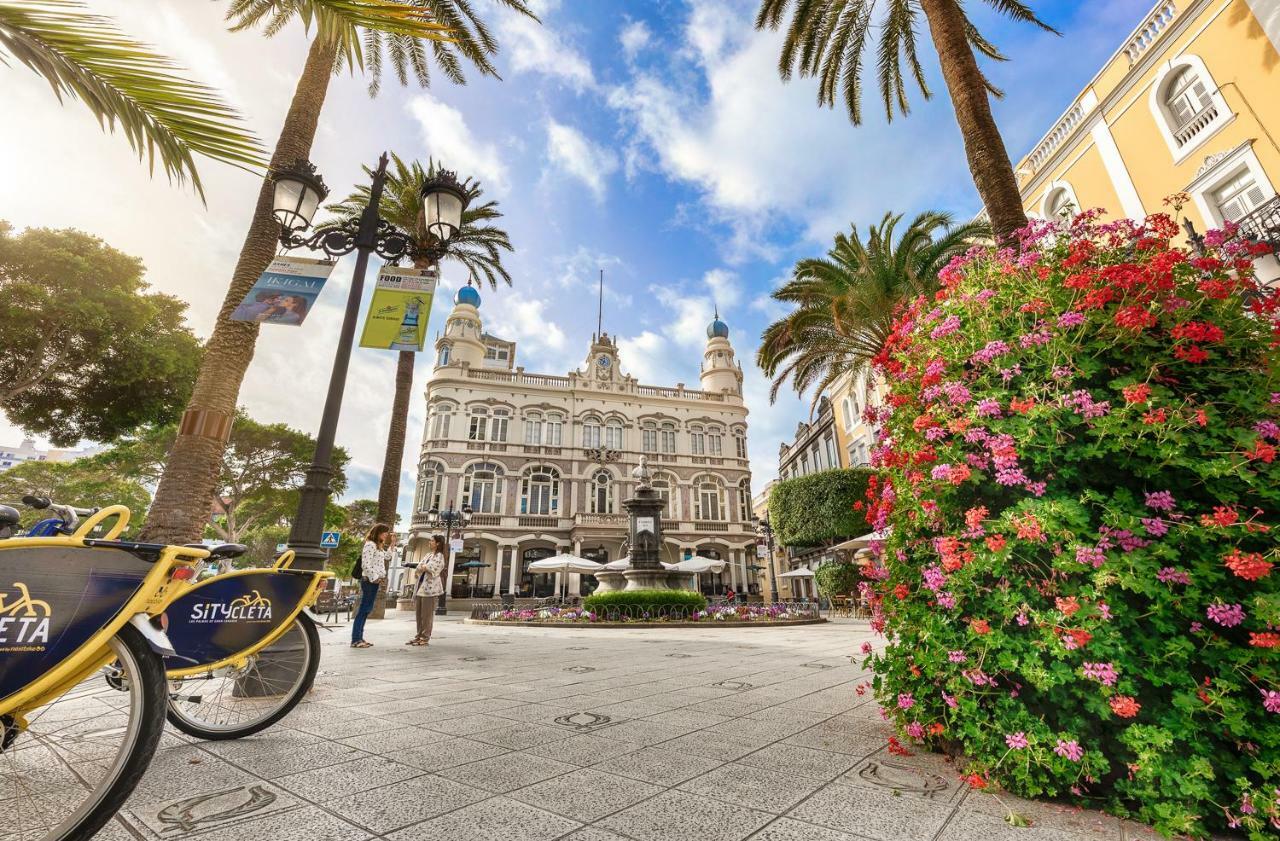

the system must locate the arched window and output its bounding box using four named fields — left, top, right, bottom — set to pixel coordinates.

left=520, top=464, right=560, bottom=515
left=651, top=472, right=676, bottom=518
left=416, top=461, right=444, bottom=512
left=694, top=476, right=724, bottom=521
left=588, top=469, right=613, bottom=514
left=1149, top=57, right=1231, bottom=159
left=428, top=403, right=453, bottom=440
left=523, top=411, right=543, bottom=445
left=1044, top=185, right=1077, bottom=220
left=490, top=408, right=510, bottom=442
left=707, top=426, right=723, bottom=456
left=437, top=344, right=451, bottom=366
left=583, top=416, right=602, bottom=448
left=605, top=420, right=623, bottom=450
left=659, top=422, right=677, bottom=454
left=734, top=429, right=747, bottom=459
left=461, top=462, right=503, bottom=513
left=545, top=413, right=564, bottom=446
left=467, top=406, right=489, bottom=441
left=689, top=425, right=706, bottom=455
left=738, top=479, right=752, bottom=522
left=642, top=421, right=658, bottom=453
